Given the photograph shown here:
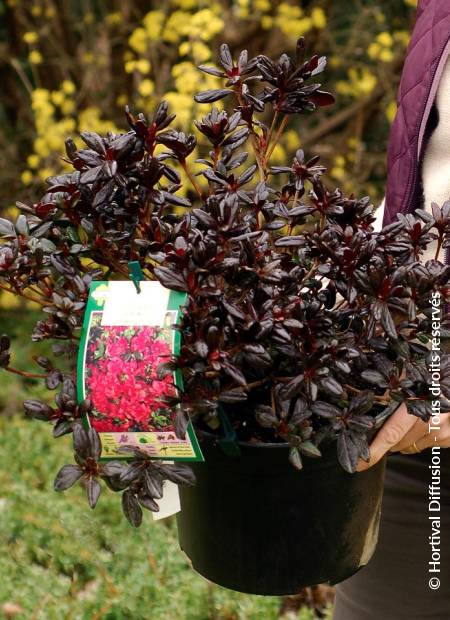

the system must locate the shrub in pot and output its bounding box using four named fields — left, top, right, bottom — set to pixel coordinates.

left=1, top=38, right=450, bottom=595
